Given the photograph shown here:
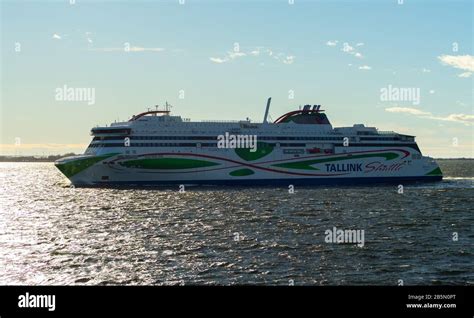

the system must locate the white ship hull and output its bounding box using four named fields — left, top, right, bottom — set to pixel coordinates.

left=56, top=147, right=442, bottom=187
left=55, top=101, right=443, bottom=187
